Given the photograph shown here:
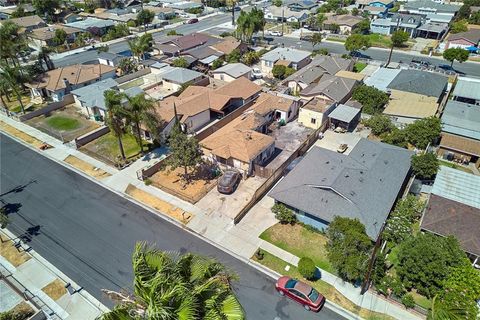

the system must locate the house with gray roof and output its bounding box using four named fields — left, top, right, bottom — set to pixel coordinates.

left=260, top=47, right=311, bottom=76
left=64, top=17, right=115, bottom=35
left=328, top=104, right=362, bottom=131
left=269, top=139, right=413, bottom=240
left=71, top=78, right=118, bottom=120
left=300, top=74, right=358, bottom=103
left=212, top=63, right=252, bottom=82
left=404, top=0, right=461, bottom=17
left=161, top=68, right=206, bottom=92
left=387, top=69, right=447, bottom=99
left=370, top=13, right=426, bottom=37
left=364, top=67, right=401, bottom=92
left=452, top=76, right=480, bottom=105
